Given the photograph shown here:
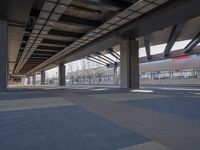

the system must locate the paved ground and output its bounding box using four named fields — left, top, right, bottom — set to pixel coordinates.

left=0, top=85, right=200, bottom=150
